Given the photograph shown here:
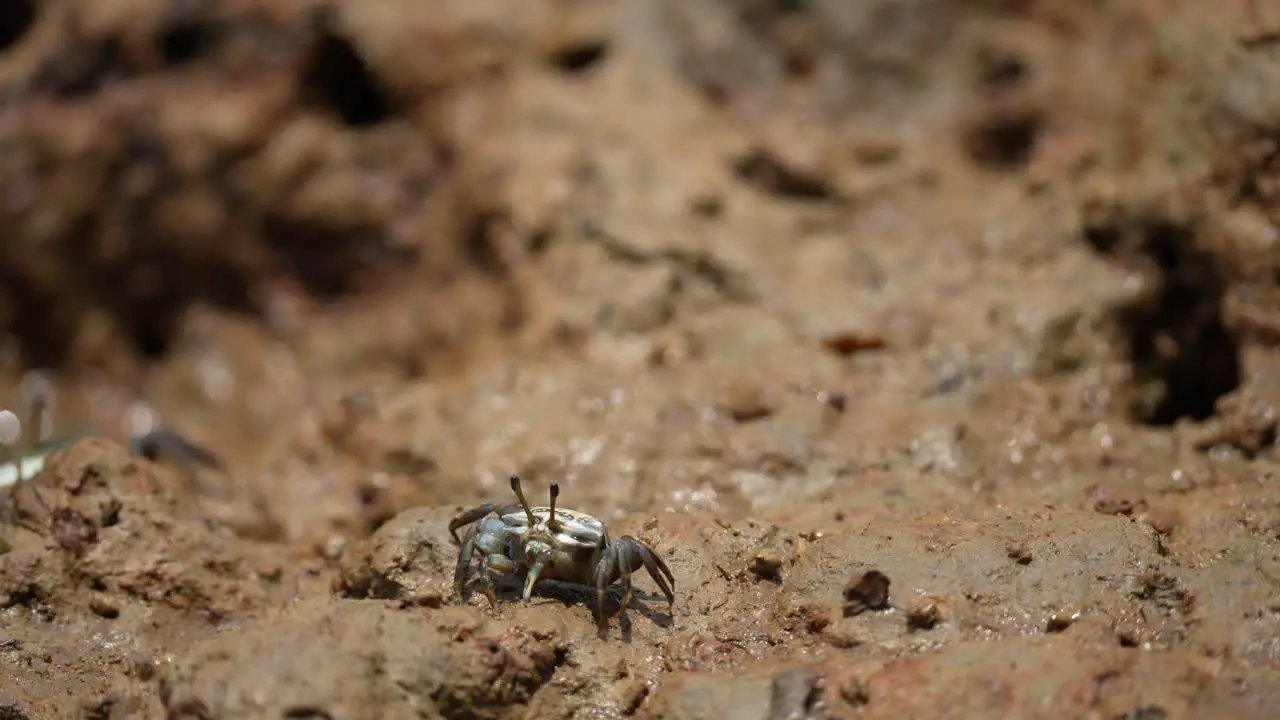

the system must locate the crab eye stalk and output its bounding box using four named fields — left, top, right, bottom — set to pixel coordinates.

left=548, top=481, right=561, bottom=530
left=21, top=375, right=52, bottom=443
left=510, top=474, right=536, bottom=524
left=0, top=409, right=20, bottom=485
